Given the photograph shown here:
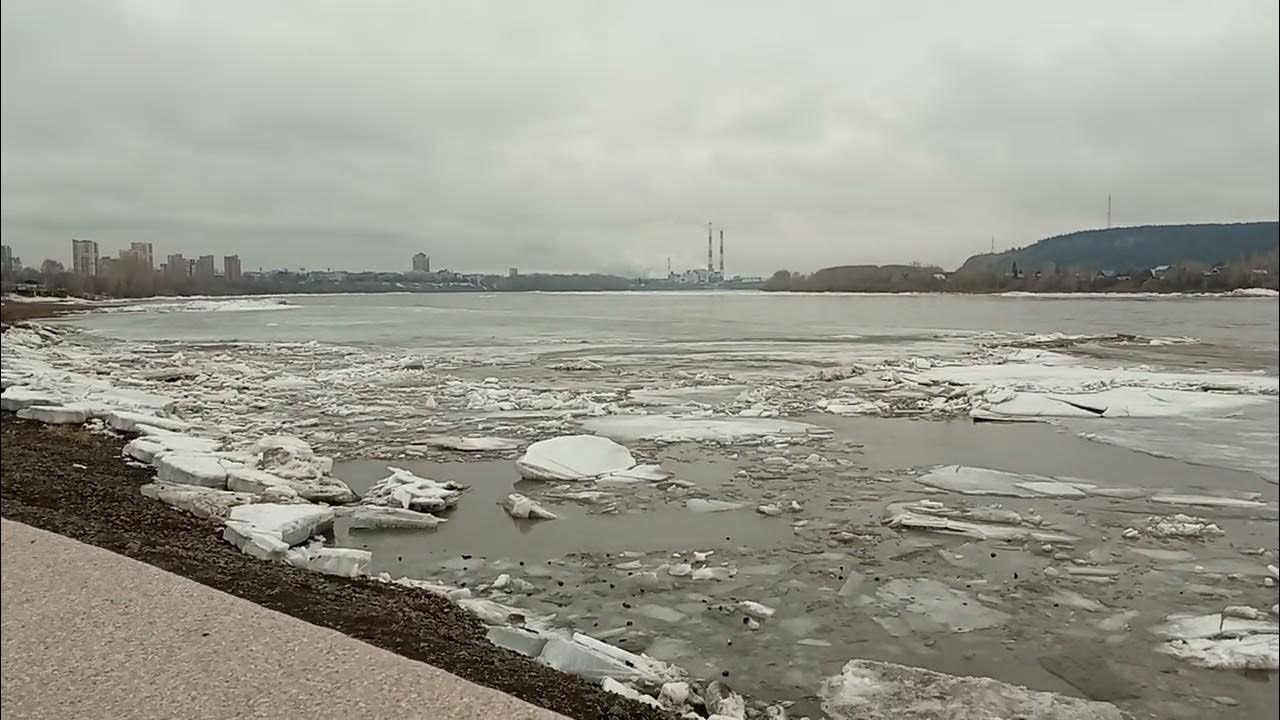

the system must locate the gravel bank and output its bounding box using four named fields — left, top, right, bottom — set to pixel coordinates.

left=0, top=414, right=670, bottom=720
